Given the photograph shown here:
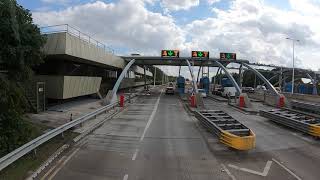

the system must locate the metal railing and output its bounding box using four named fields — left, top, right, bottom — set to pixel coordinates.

left=0, top=94, right=135, bottom=171
left=40, top=24, right=114, bottom=54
